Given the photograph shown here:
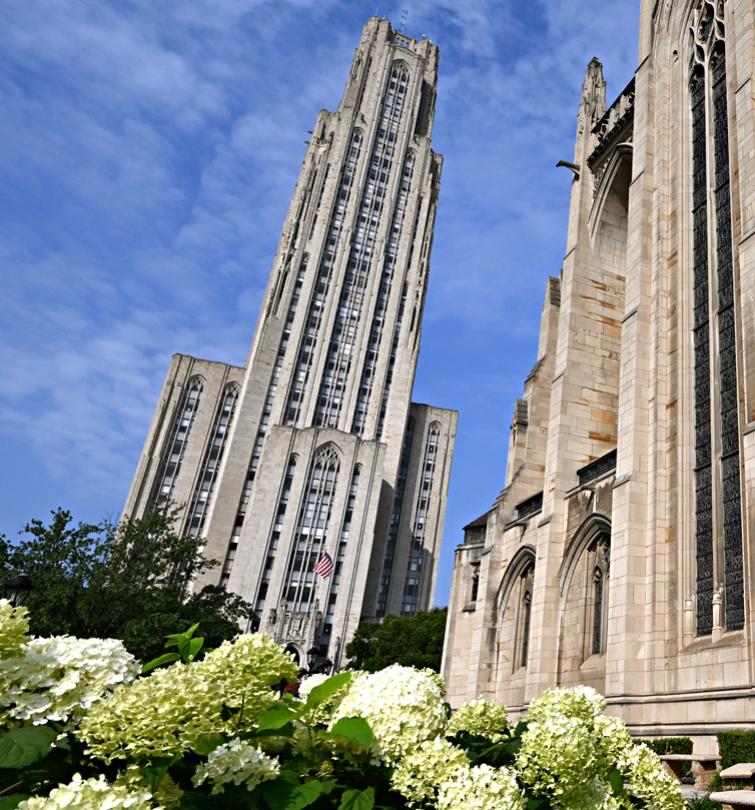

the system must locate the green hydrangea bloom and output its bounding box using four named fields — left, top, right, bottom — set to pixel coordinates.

left=0, top=600, right=30, bottom=657
left=618, top=743, right=685, bottom=810
left=447, top=696, right=508, bottom=741
left=78, top=633, right=297, bottom=762
left=515, top=713, right=598, bottom=804
left=391, top=737, right=469, bottom=806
